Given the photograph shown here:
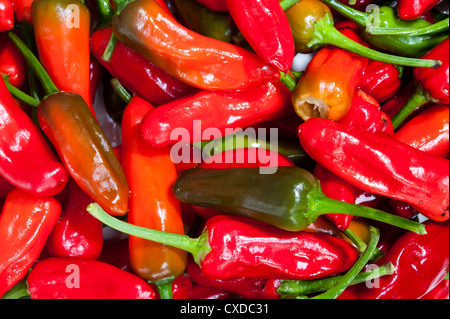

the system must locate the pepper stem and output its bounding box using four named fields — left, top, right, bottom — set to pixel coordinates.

left=96, top=0, right=115, bottom=29
left=101, top=32, right=118, bottom=62
left=367, top=18, right=449, bottom=36
left=153, top=276, right=175, bottom=299
left=1, top=75, right=40, bottom=108
left=7, top=32, right=59, bottom=96
left=279, top=0, right=300, bottom=11
left=308, top=184, right=427, bottom=235
left=110, top=78, right=132, bottom=103
left=391, top=85, right=435, bottom=130
left=86, top=203, right=212, bottom=264
left=277, top=262, right=395, bottom=297
left=319, top=0, right=368, bottom=26
left=311, top=226, right=380, bottom=299
left=309, top=13, right=441, bottom=69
